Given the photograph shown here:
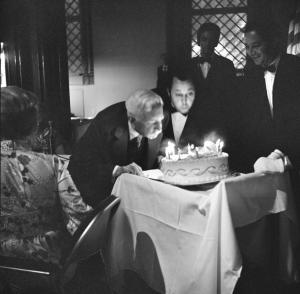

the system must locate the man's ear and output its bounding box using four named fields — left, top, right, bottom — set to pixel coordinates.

left=167, top=88, right=170, bottom=97
left=168, top=89, right=175, bottom=108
